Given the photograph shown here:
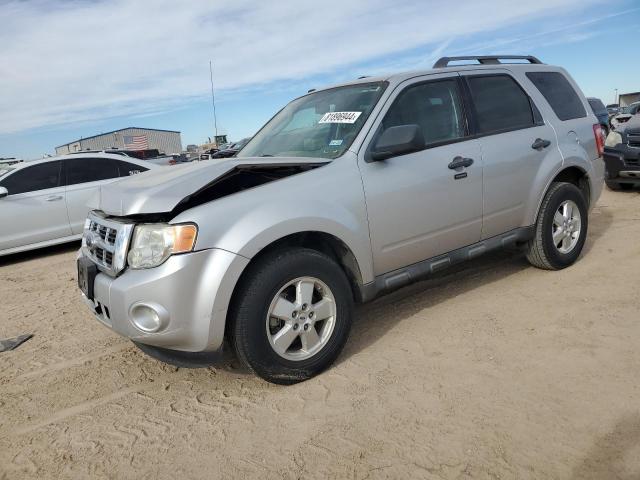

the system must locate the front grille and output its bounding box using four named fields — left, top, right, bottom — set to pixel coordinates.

left=88, top=221, right=117, bottom=247
left=82, top=212, right=134, bottom=276
left=628, top=134, right=640, bottom=148
left=92, top=247, right=113, bottom=267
